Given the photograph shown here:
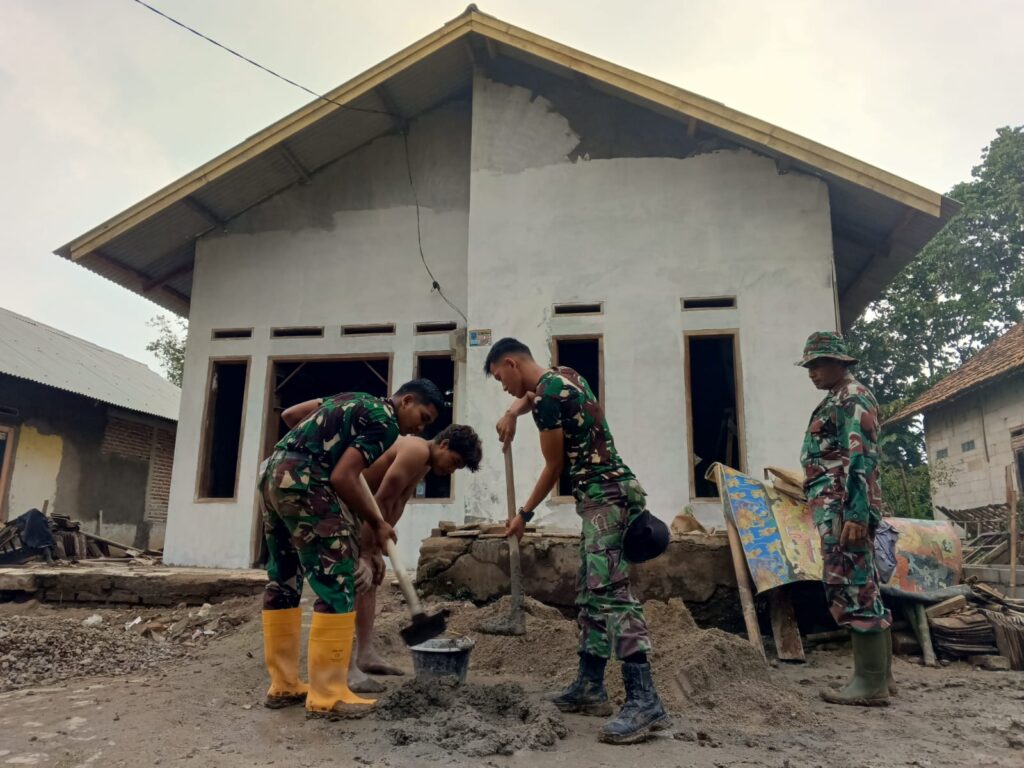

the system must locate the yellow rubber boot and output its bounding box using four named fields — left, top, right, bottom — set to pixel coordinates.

left=262, top=608, right=308, bottom=708
left=306, top=611, right=376, bottom=719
